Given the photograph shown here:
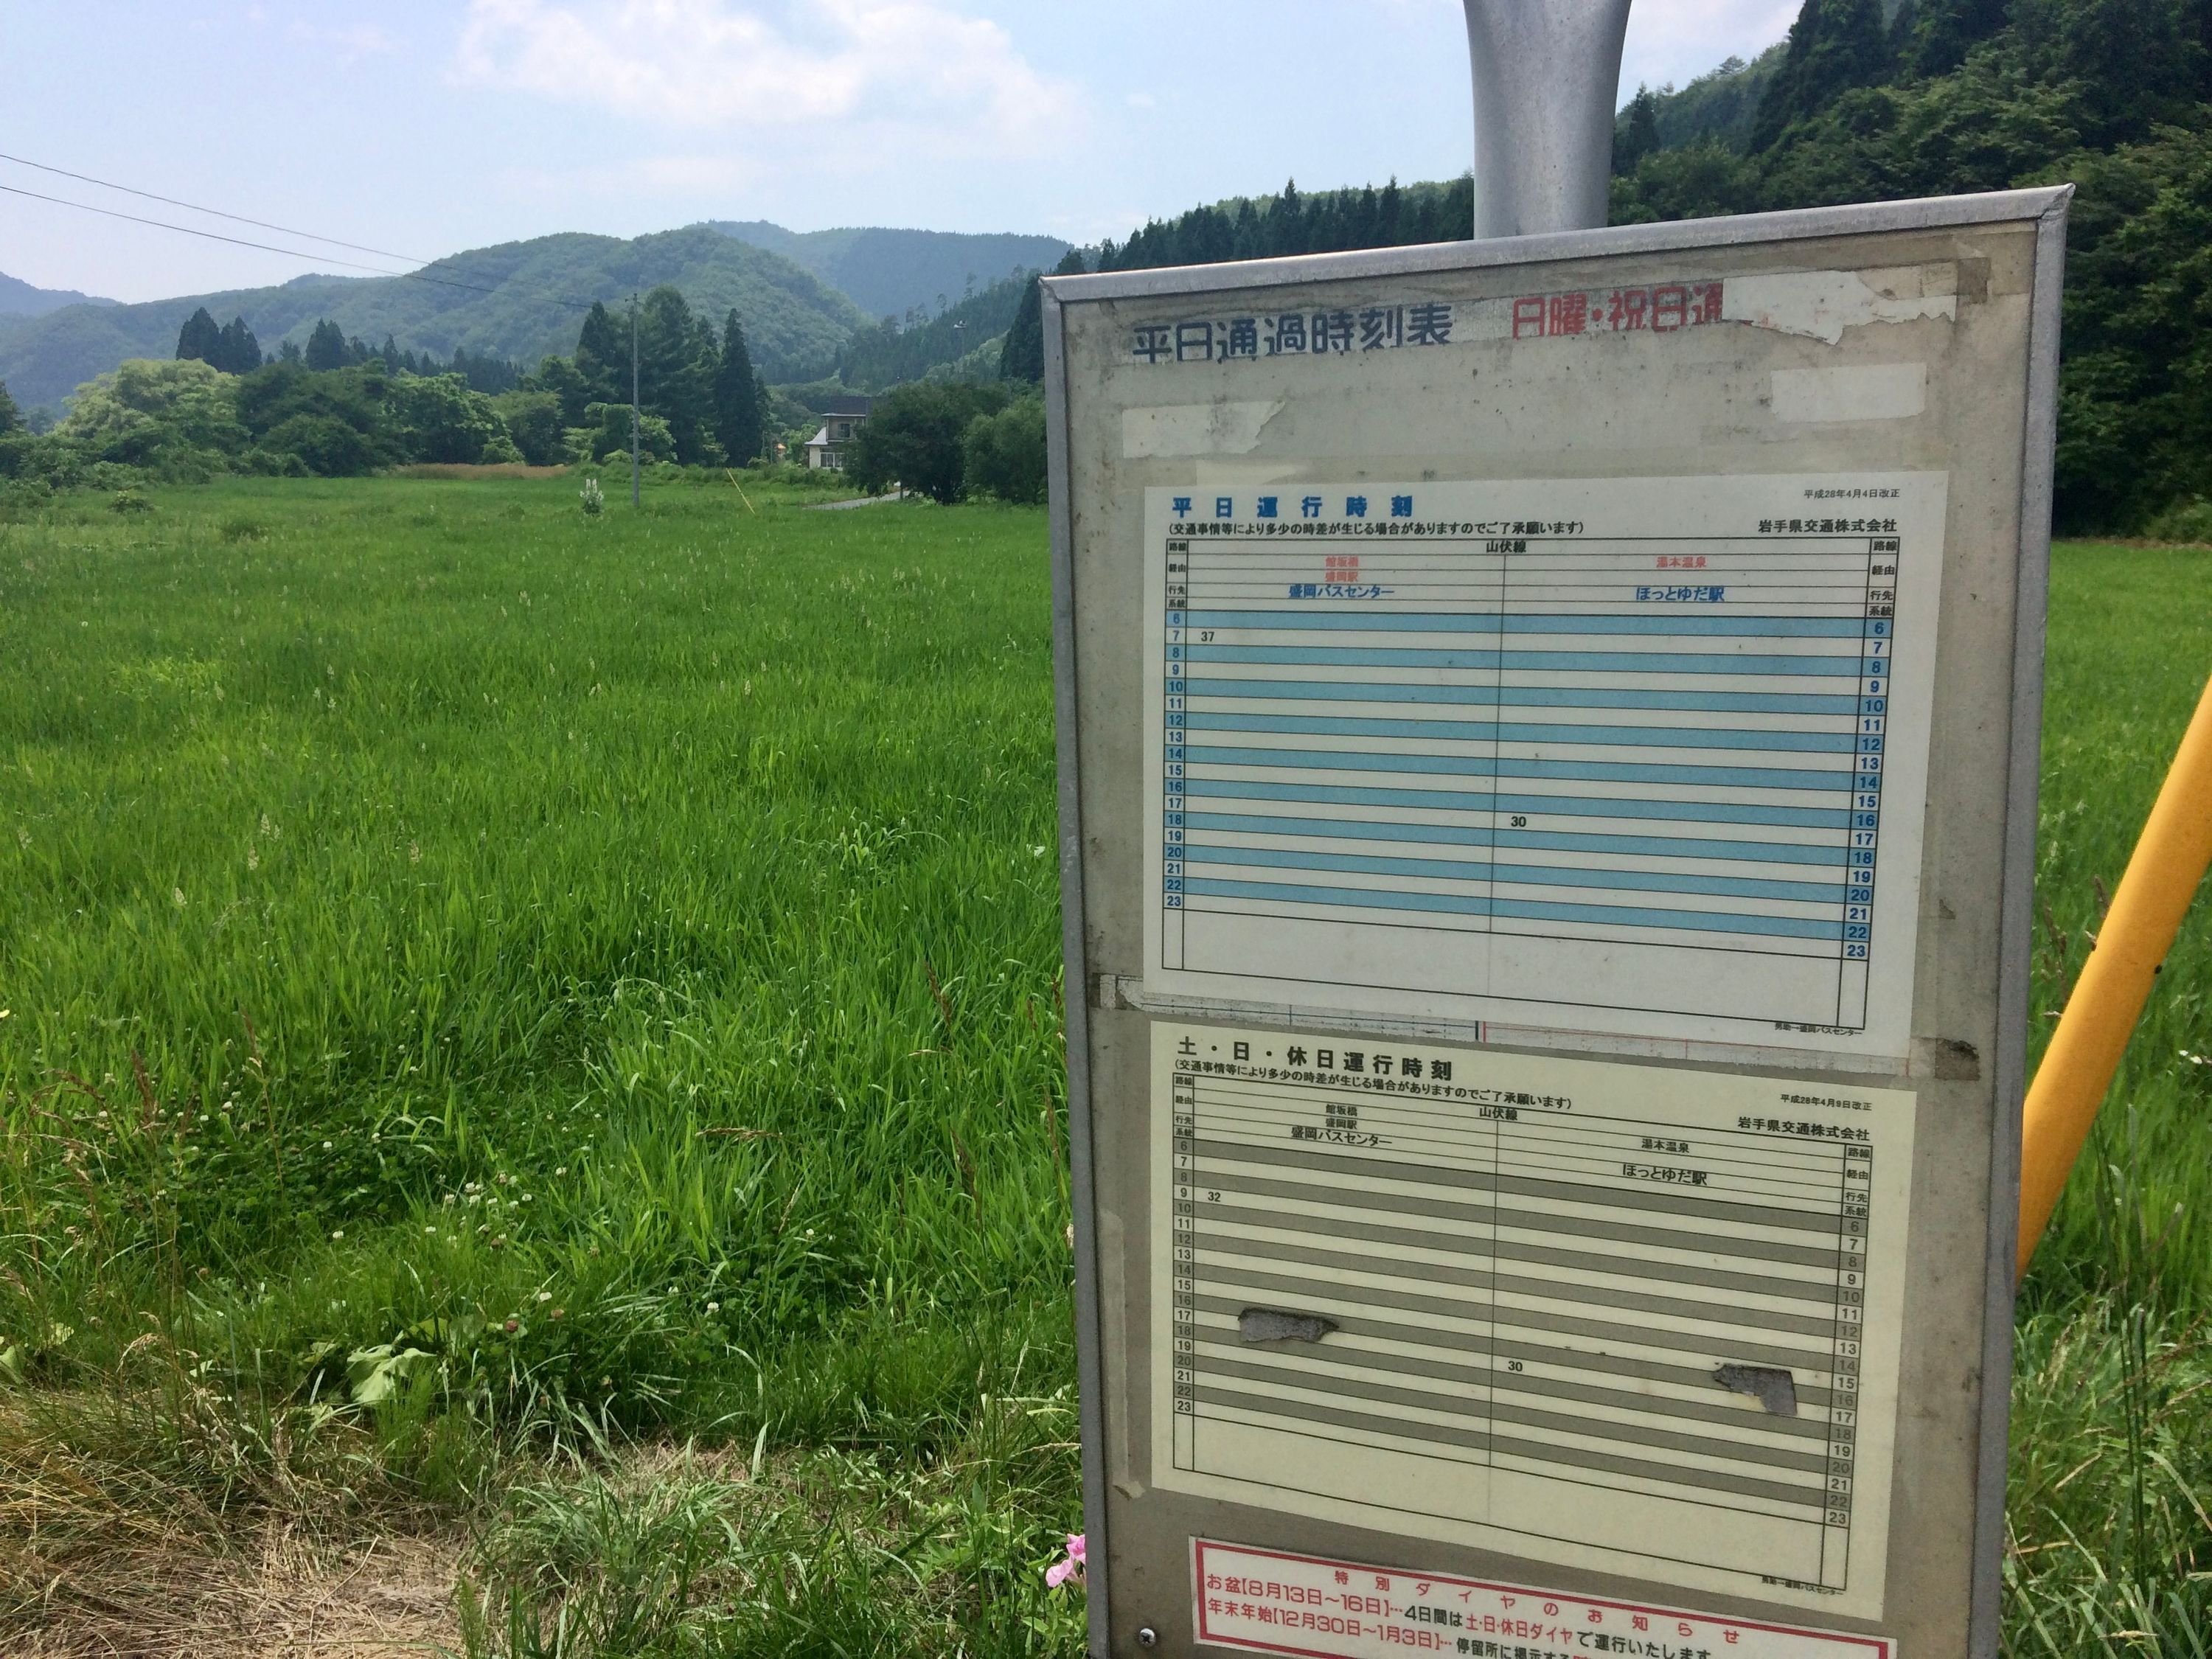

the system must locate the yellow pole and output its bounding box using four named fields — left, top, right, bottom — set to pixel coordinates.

left=2017, top=672, right=2212, bottom=1280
